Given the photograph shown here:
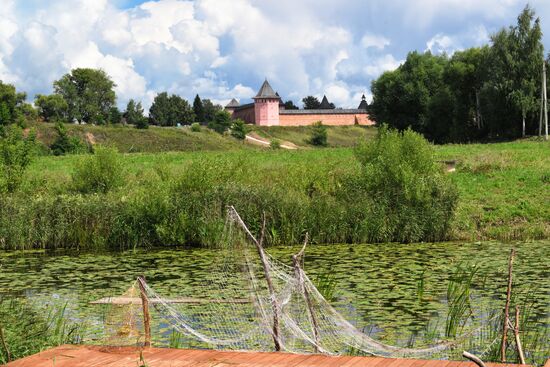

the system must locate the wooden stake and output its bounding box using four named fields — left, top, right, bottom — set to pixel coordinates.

left=515, top=306, right=526, bottom=365
left=500, top=248, right=515, bottom=362
left=292, top=234, right=320, bottom=353
left=137, top=276, right=152, bottom=347
left=229, top=207, right=281, bottom=351
left=463, top=351, right=487, bottom=367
